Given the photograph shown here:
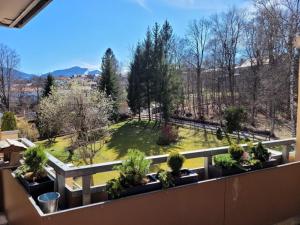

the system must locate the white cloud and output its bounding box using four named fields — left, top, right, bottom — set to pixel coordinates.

left=131, top=0, right=151, bottom=11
